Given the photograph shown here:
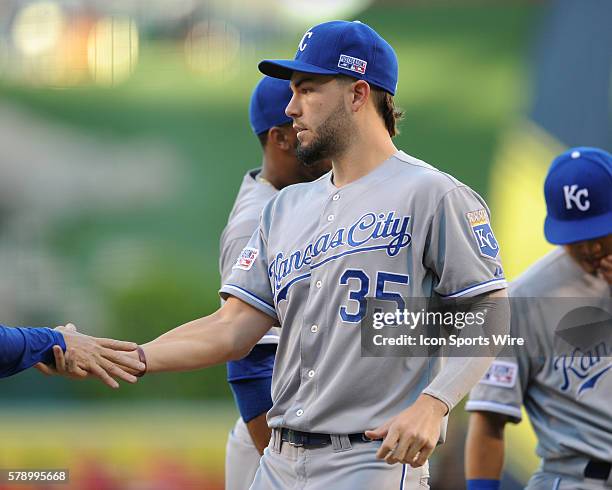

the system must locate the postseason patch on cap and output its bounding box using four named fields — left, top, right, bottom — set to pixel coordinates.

left=466, top=208, right=500, bottom=259
left=234, top=247, right=259, bottom=271
left=479, top=360, right=517, bottom=388
left=338, top=54, right=367, bottom=75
